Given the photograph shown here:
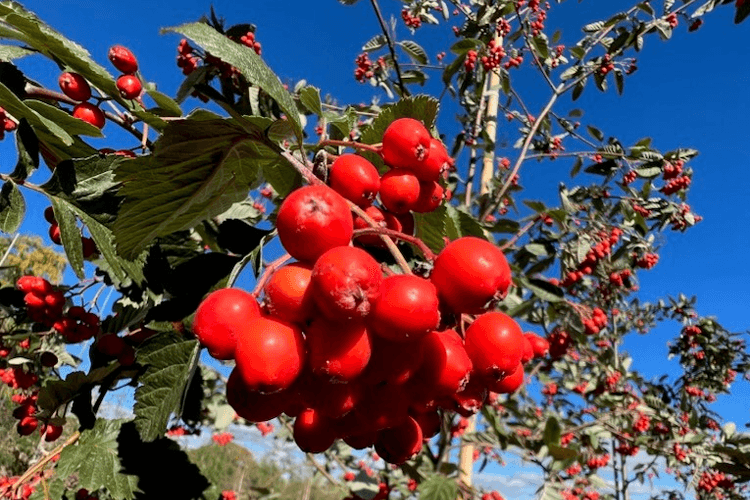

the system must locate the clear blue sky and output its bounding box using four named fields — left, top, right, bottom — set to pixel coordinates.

left=5, top=1, right=750, bottom=496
